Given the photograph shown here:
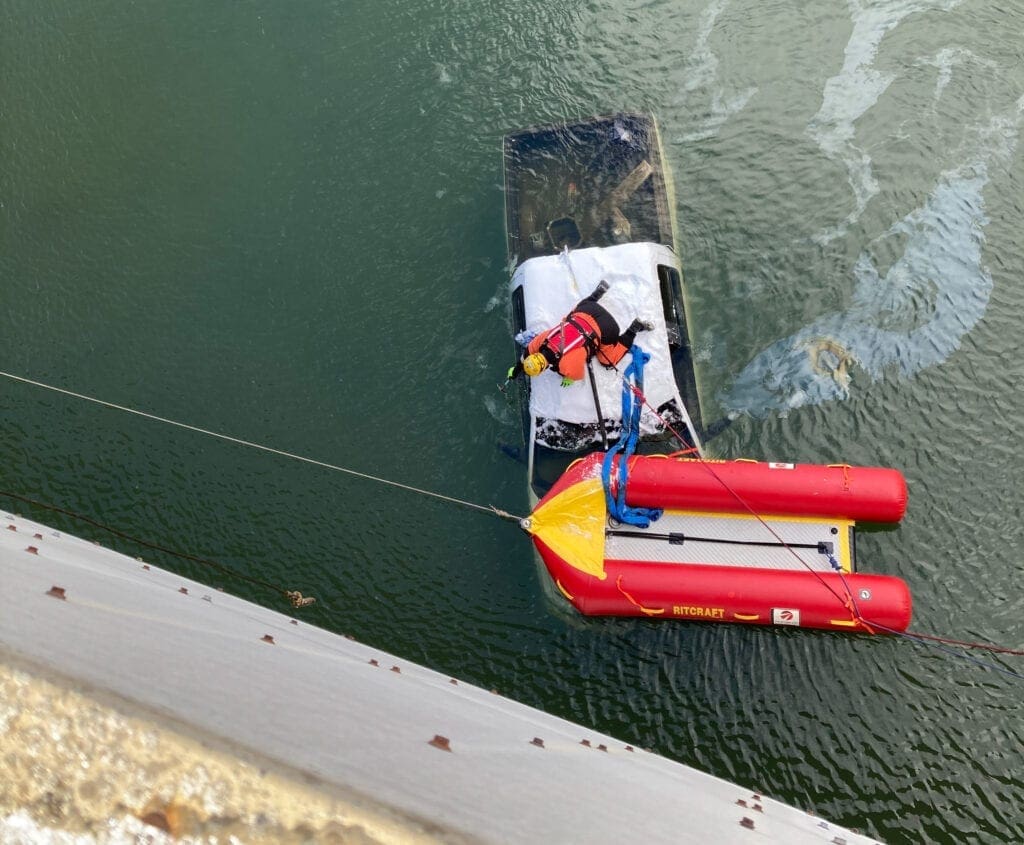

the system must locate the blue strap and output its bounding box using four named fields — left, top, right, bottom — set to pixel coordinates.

left=601, top=345, right=663, bottom=528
